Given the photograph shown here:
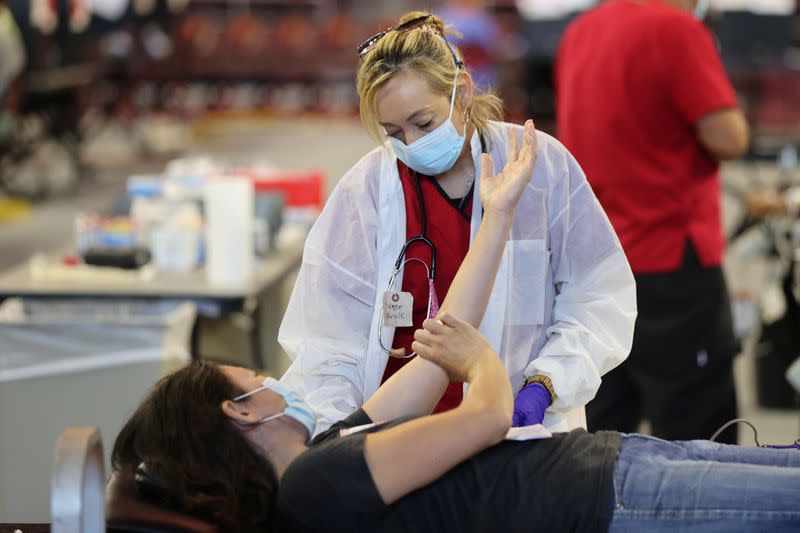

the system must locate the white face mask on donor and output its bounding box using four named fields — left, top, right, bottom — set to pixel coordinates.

left=233, top=377, right=317, bottom=442
left=388, top=76, right=467, bottom=176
